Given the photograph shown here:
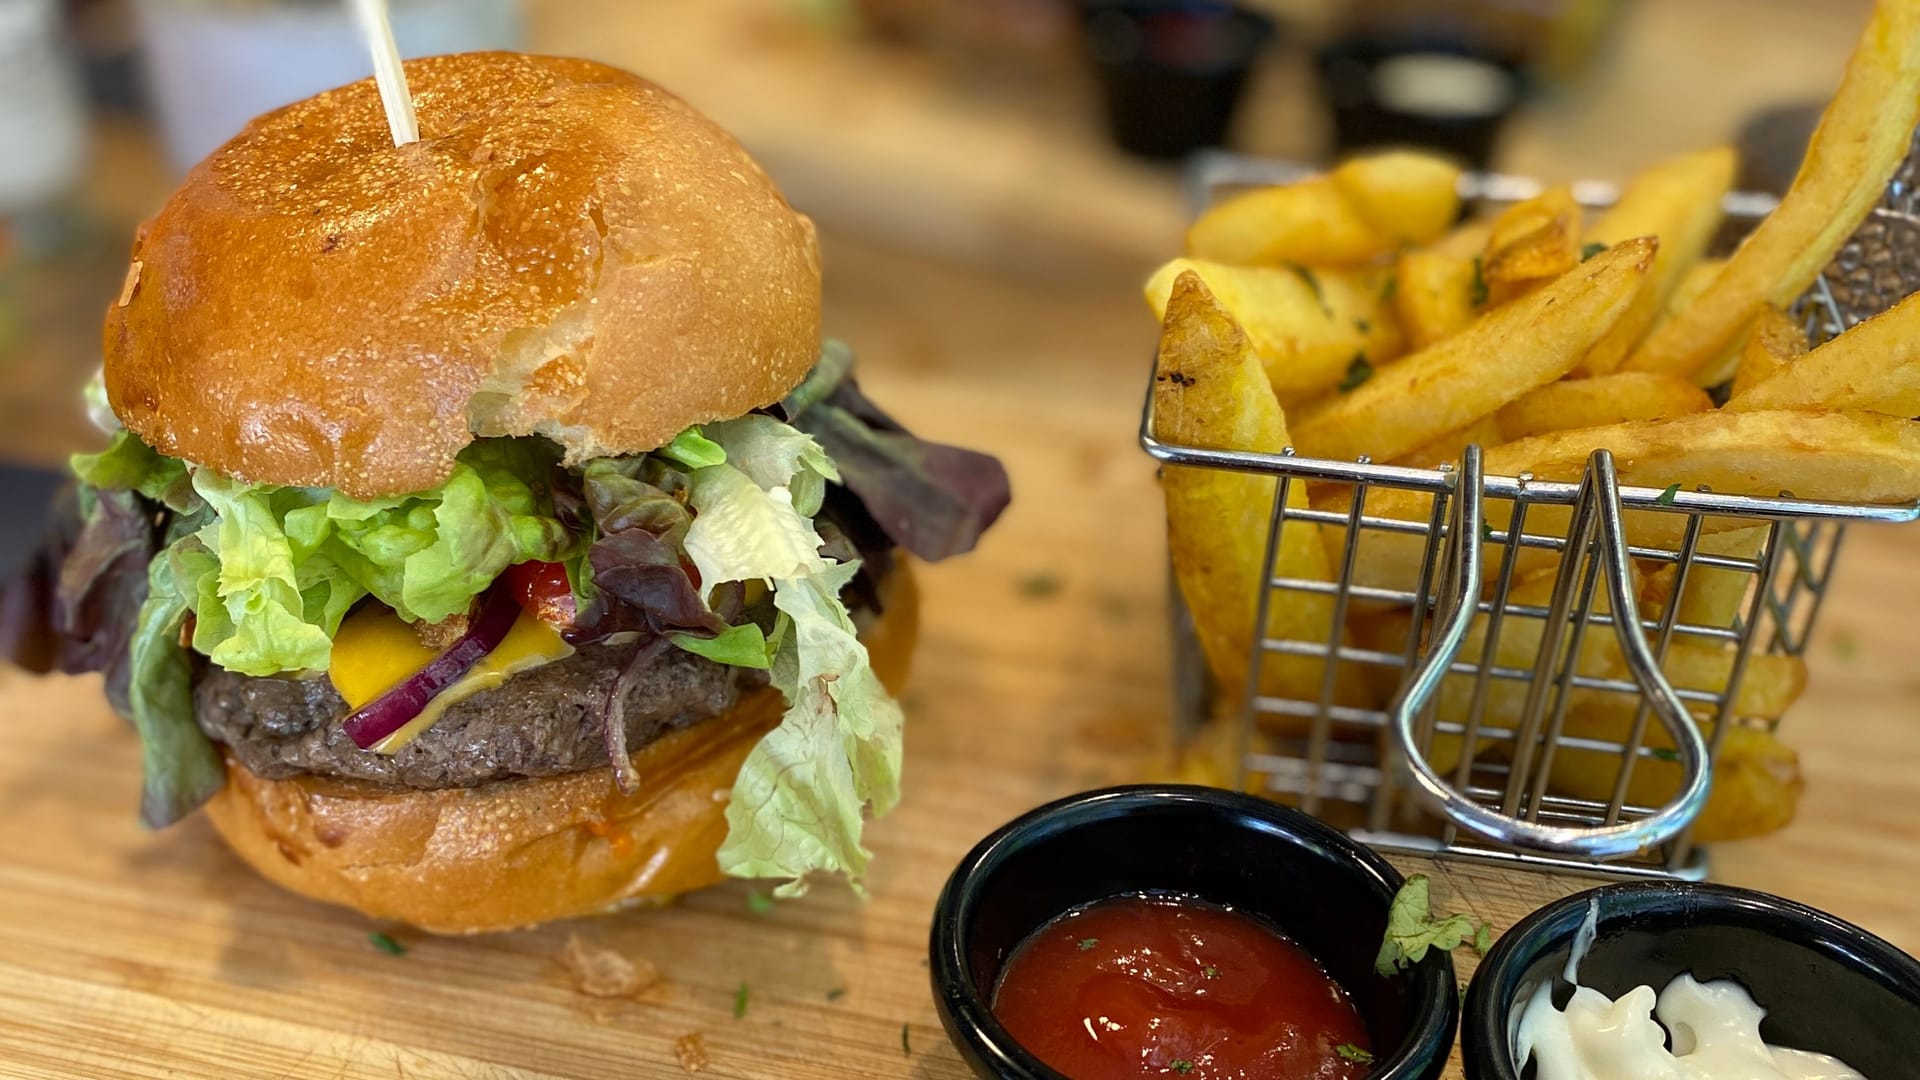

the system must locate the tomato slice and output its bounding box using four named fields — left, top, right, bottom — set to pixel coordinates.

left=503, top=560, right=577, bottom=626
